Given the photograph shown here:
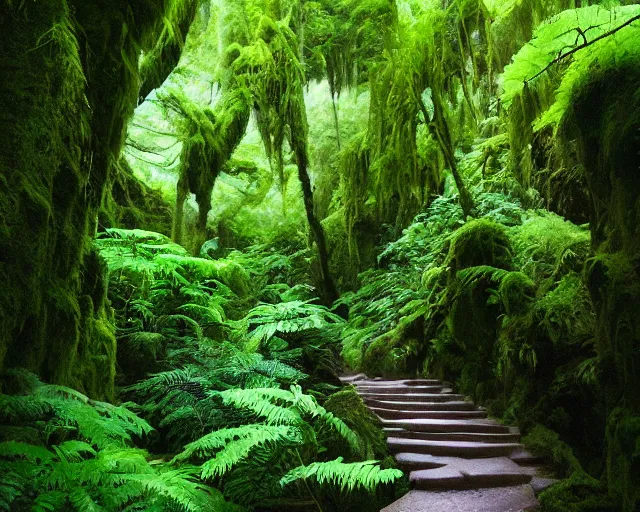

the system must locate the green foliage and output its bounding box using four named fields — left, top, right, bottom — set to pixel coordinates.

left=280, top=457, right=403, bottom=493
left=242, top=300, right=344, bottom=347
left=323, top=388, right=388, bottom=460
left=502, top=5, right=640, bottom=130
left=0, top=371, right=221, bottom=512
left=174, top=385, right=400, bottom=507
left=446, top=218, right=513, bottom=272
